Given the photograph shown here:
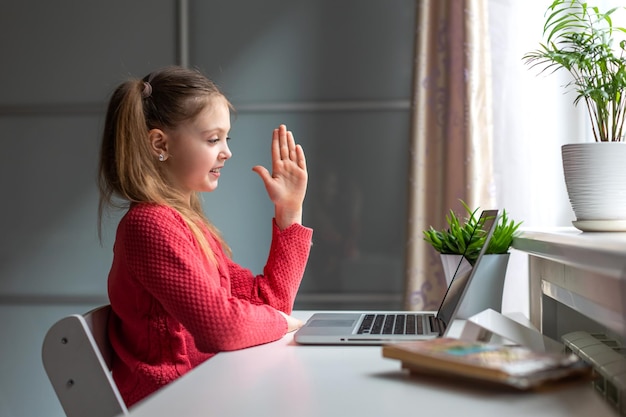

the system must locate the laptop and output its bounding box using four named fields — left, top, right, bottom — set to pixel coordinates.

left=294, top=209, right=500, bottom=345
